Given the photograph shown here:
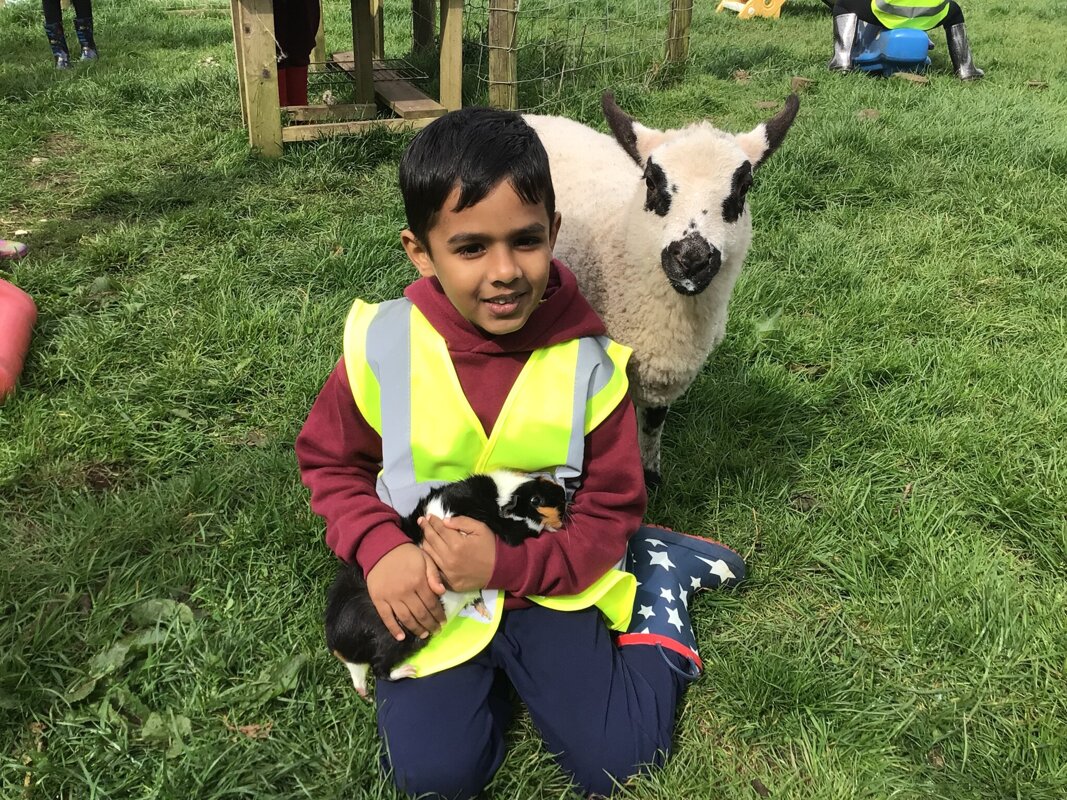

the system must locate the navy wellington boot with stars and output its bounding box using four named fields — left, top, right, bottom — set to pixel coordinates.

left=618, top=525, right=746, bottom=680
